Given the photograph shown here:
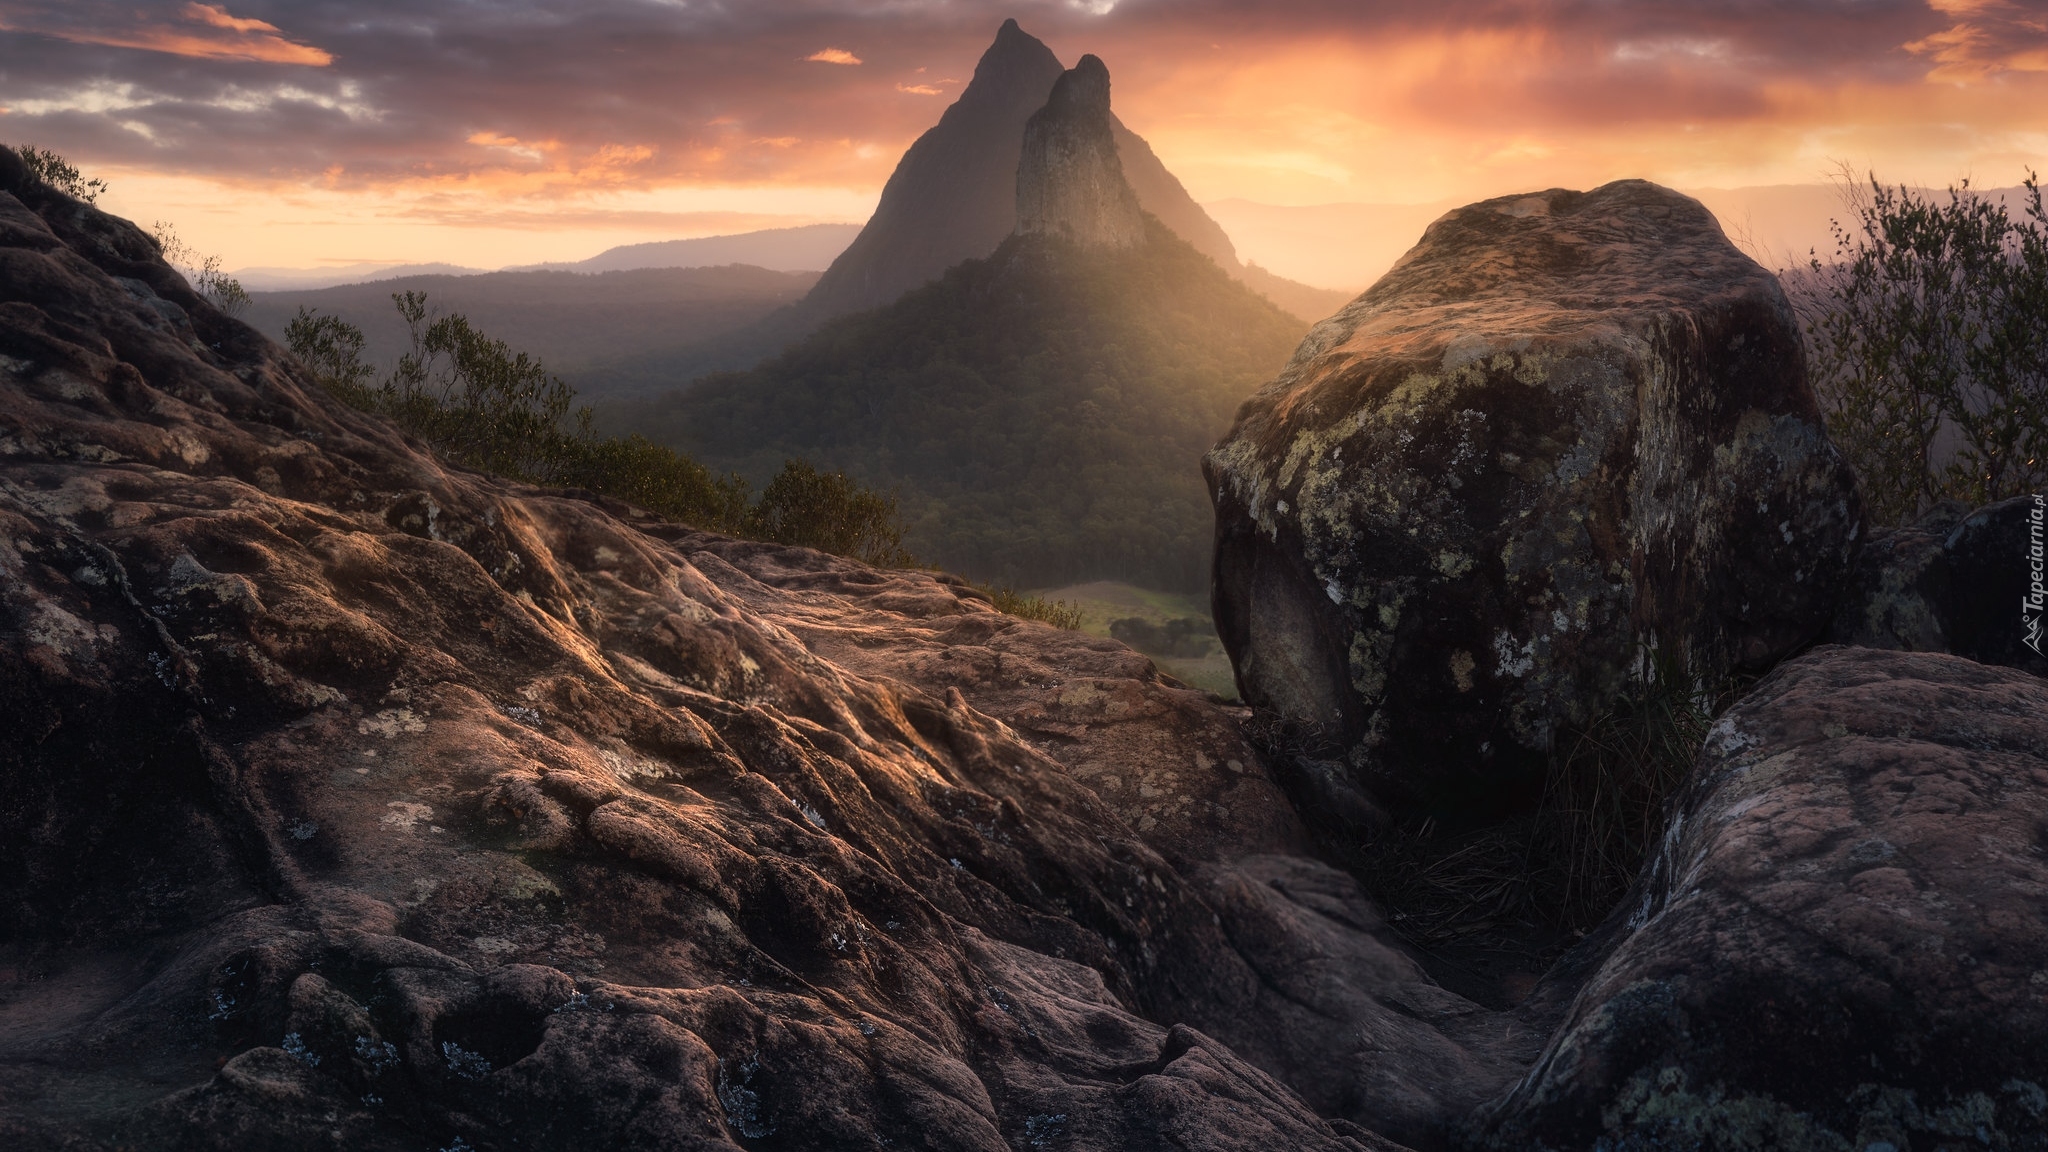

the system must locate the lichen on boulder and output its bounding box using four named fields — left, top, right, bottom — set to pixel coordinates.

left=1205, top=180, right=1862, bottom=820
left=1827, top=493, right=2048, bottom=677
